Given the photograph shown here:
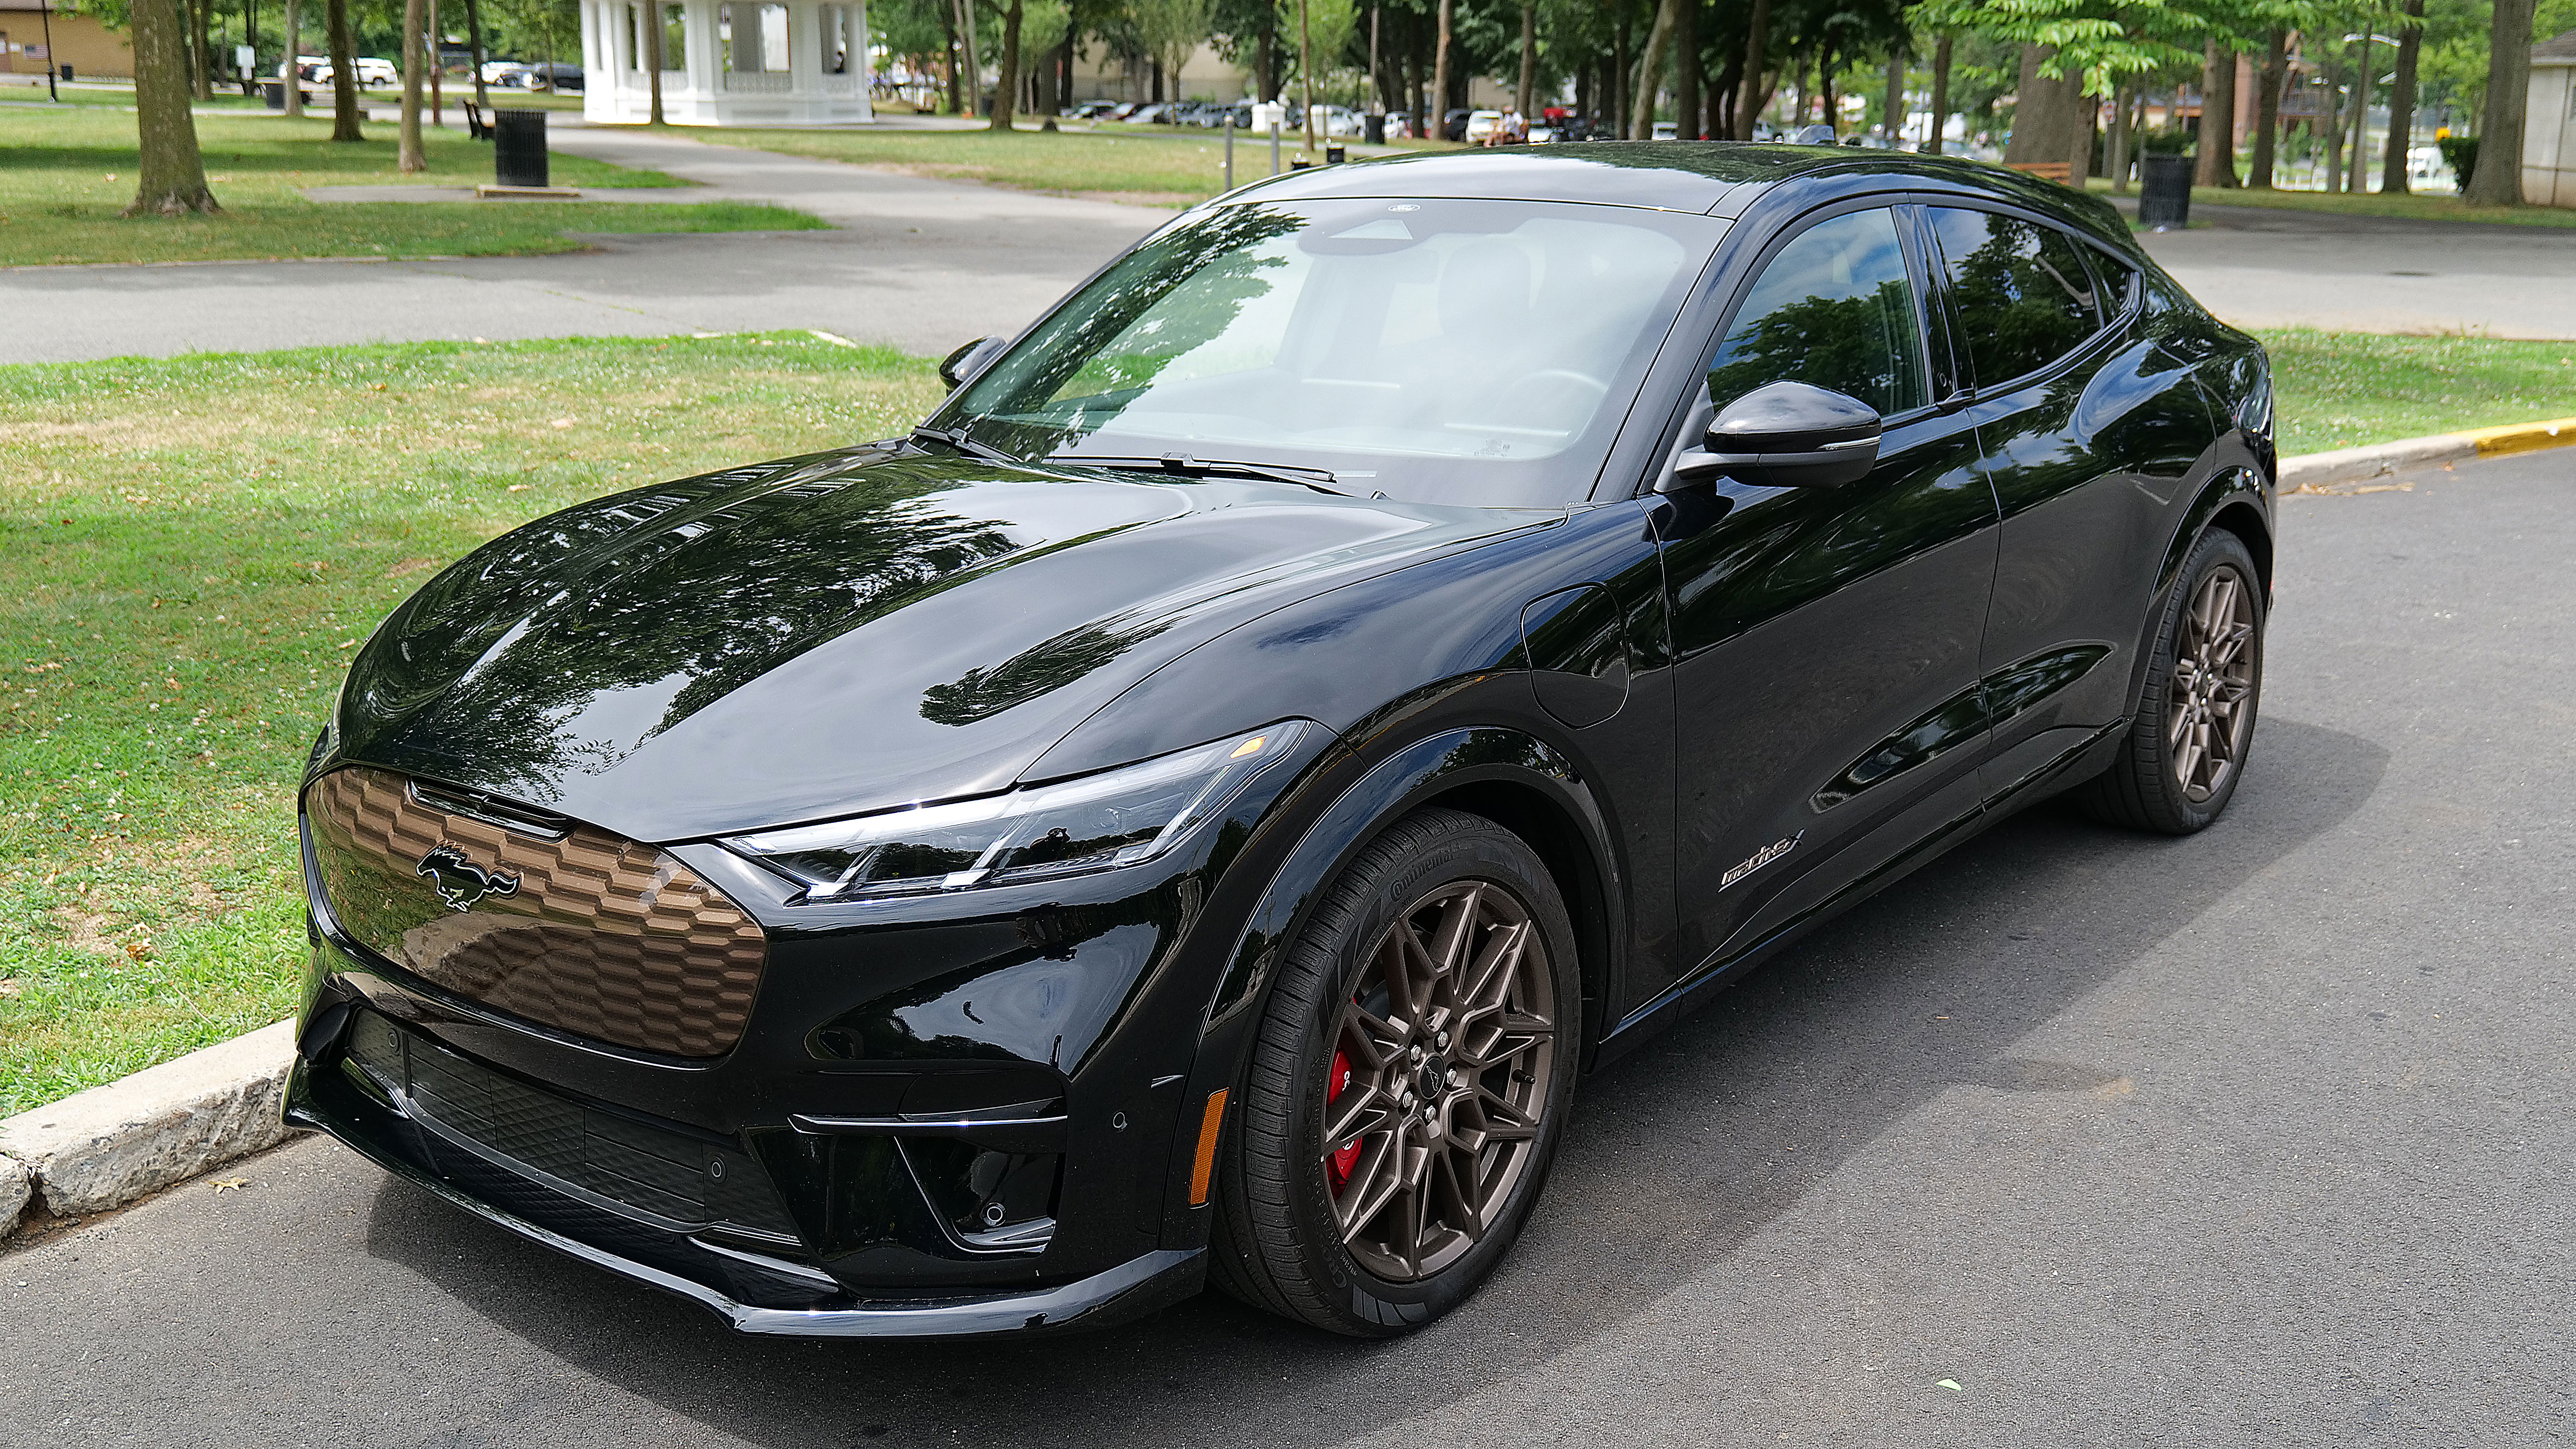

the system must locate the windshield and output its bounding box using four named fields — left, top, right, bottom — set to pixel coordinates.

left=936, top=198, right=1722, bottom=508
